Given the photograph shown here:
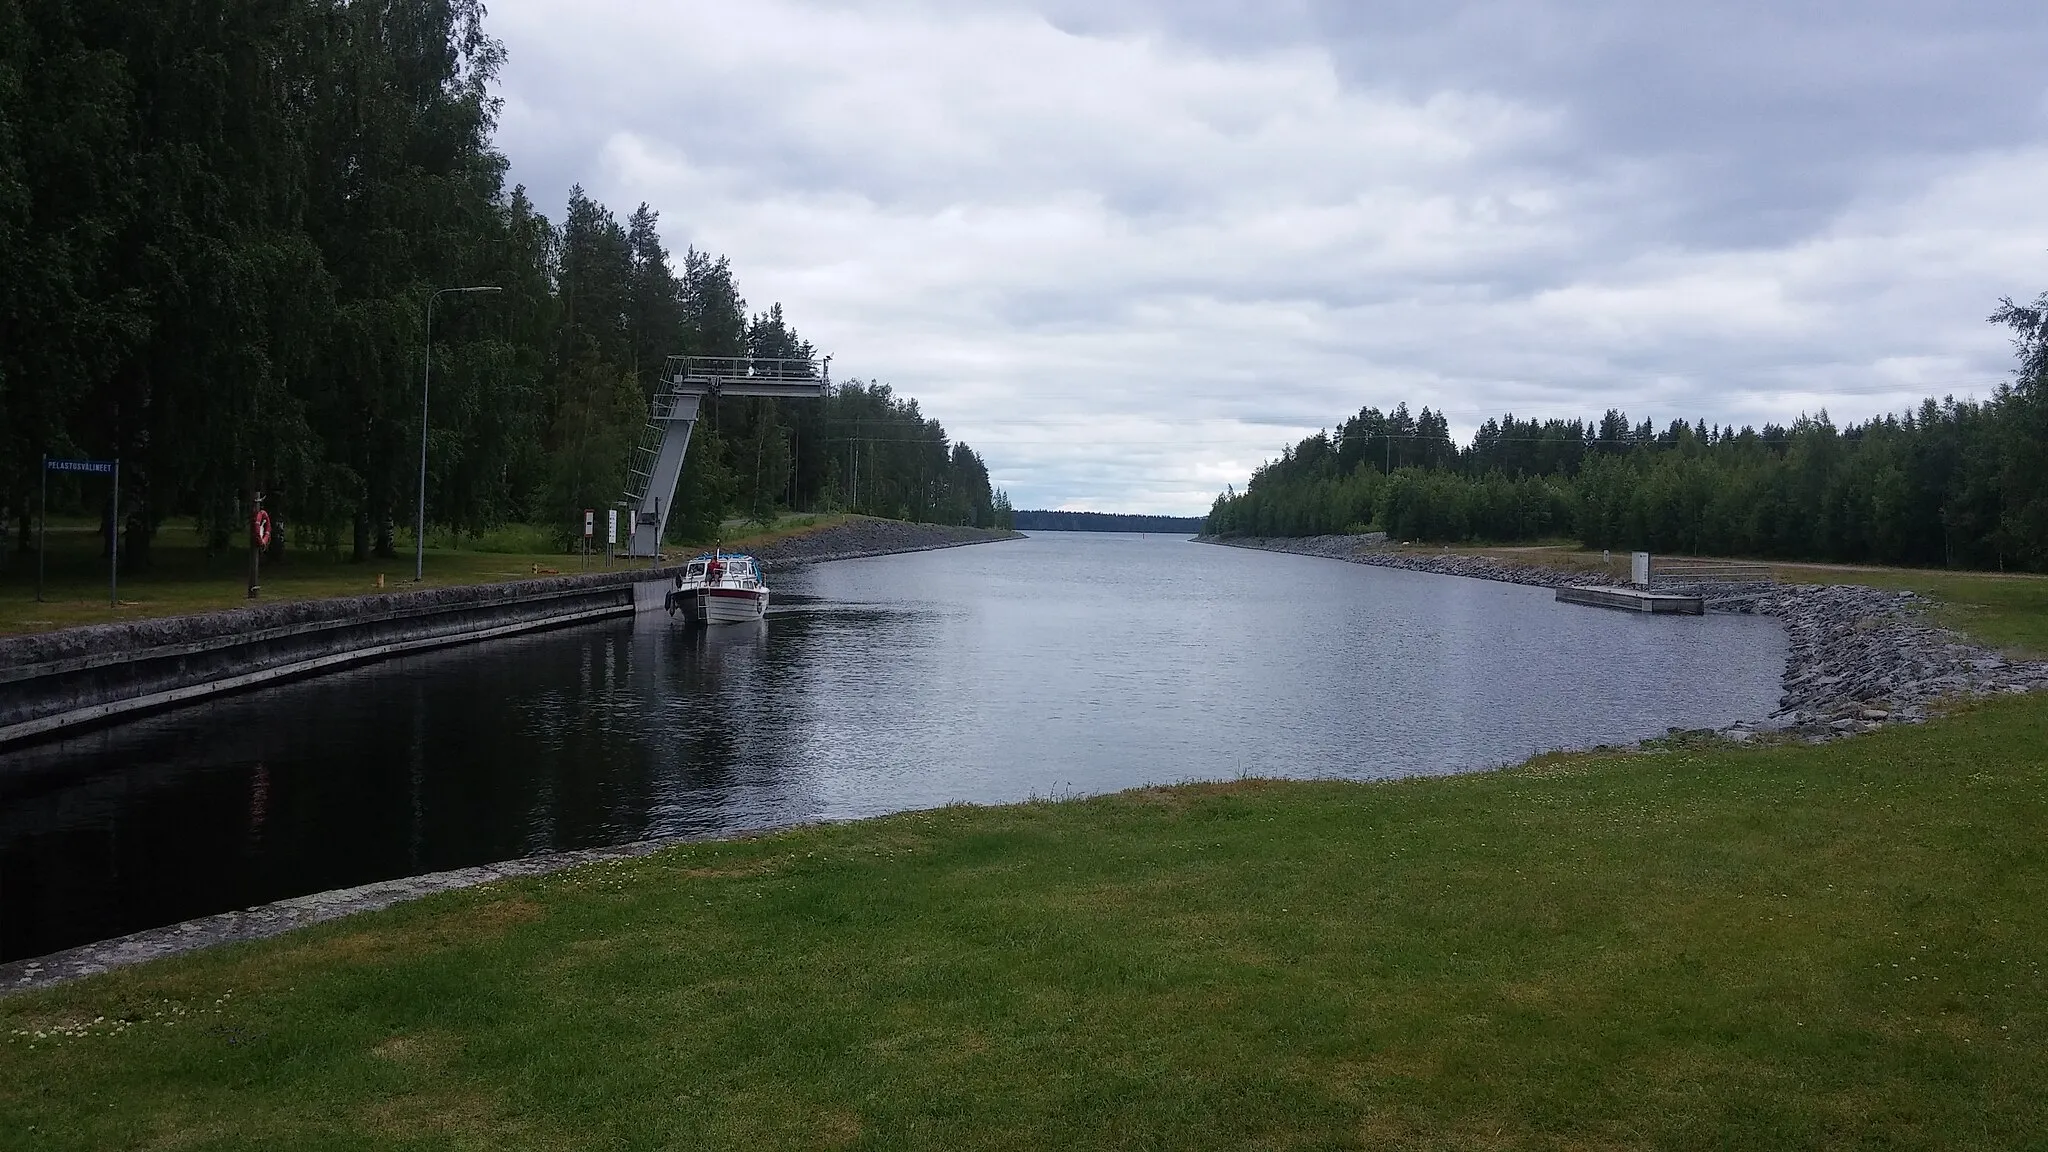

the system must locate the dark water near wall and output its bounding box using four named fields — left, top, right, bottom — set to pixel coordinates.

left=0, top=533, right=1785, bottom=961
